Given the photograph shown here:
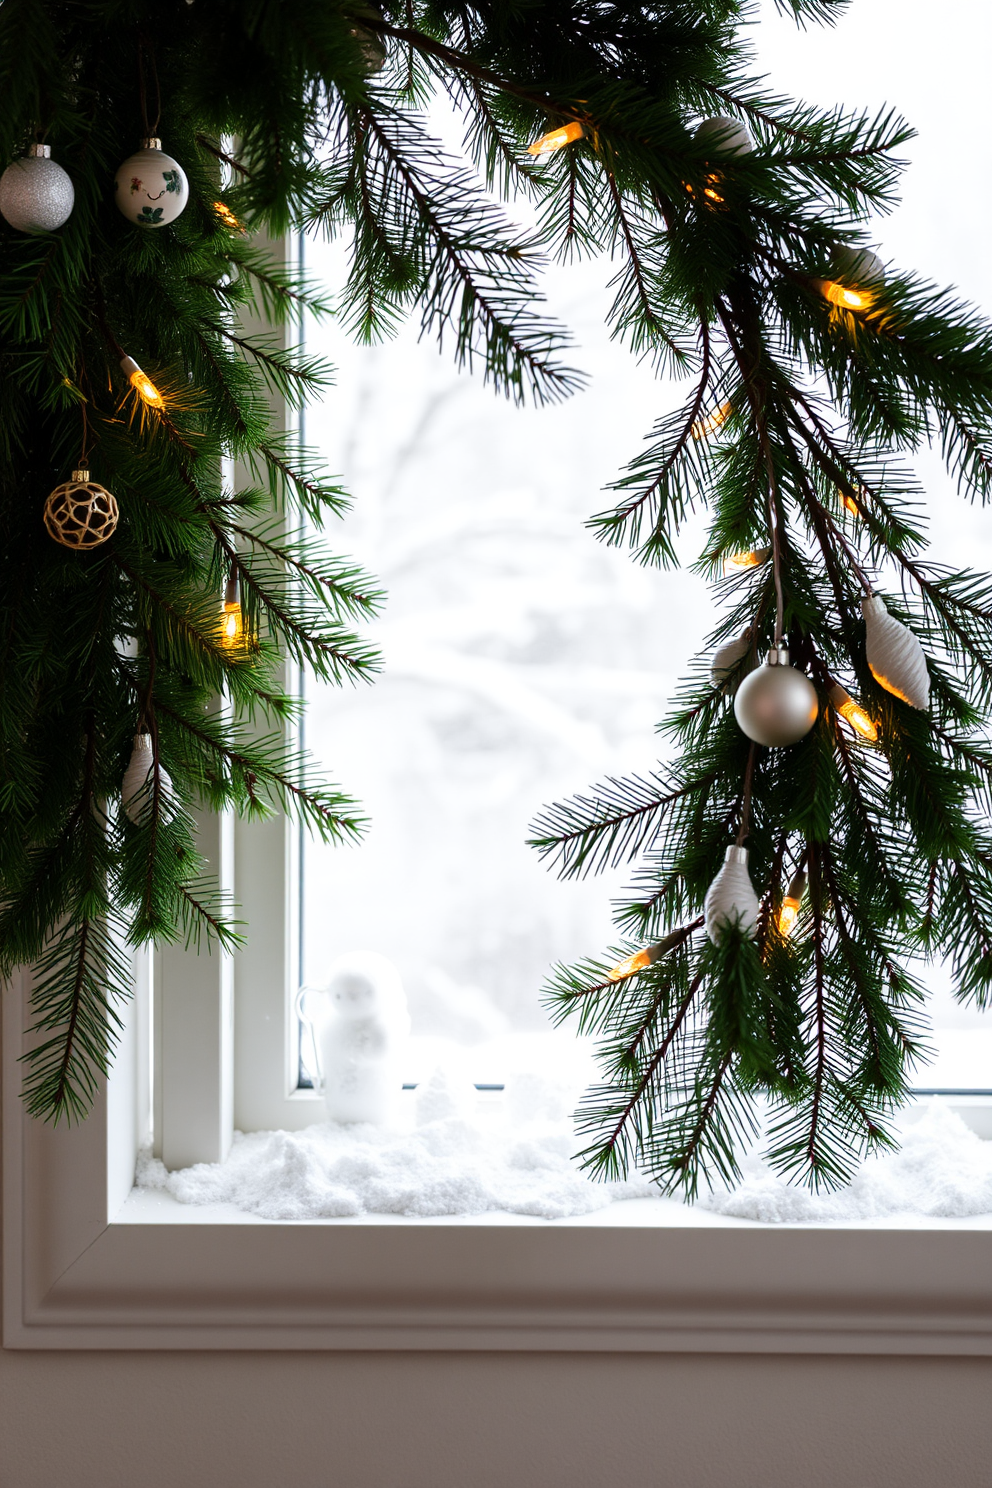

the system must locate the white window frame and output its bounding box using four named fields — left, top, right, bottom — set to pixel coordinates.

left=6, top=235, right=992, bottom=1357
left=6, top=954, right=992, bottom=1354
